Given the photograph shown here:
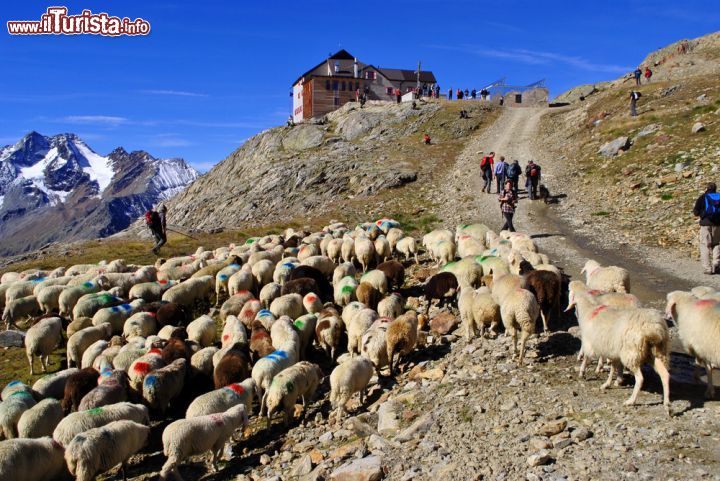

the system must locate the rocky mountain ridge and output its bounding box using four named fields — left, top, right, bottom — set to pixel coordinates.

left=0, top=132, right=198, bottom=256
